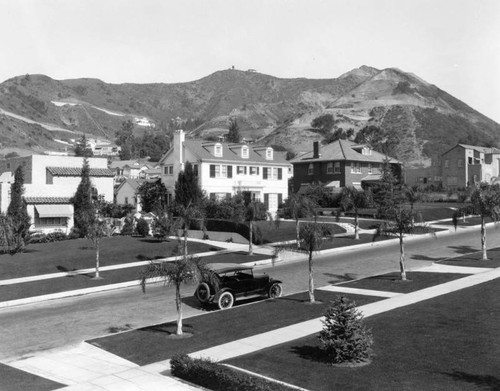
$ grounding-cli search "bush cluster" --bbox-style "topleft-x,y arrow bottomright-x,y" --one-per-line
29,231 -> 70,244
170,354 -> 295,391
135,218 -> 150,237
202,219 -> 263,244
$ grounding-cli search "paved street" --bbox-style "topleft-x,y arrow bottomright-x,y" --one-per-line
0,224 -> 498,363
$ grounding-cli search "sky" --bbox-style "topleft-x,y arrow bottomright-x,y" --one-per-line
2,0 -> 500,123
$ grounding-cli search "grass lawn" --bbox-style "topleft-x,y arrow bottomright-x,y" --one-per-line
439,247 -> 500,268
0,252 -> 269,302
226,278 -> 500,391
88,290 -> 383,366
0,363 -> 63,391
0,236 -> 219,280
340,271 -> 470,293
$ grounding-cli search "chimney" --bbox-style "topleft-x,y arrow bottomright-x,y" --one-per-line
173,129 -> 185,171
313,141 -> 319,159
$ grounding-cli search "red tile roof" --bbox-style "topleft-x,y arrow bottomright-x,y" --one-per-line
47,167 -> 114,177
25,197 -> 72,204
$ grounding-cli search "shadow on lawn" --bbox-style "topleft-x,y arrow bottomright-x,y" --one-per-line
290,344 -> 327,364
440,371 -> 500,390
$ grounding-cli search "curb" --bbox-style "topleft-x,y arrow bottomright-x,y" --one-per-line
0,221 -> 490,310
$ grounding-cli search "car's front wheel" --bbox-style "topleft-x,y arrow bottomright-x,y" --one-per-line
195,282 -> 211,304
268,283 -> 282,298
217,291 -> 234,309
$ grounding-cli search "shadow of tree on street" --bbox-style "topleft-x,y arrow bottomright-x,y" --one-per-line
447,245 -> 479,255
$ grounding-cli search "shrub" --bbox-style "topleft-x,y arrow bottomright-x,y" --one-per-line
318,296 -> 373,364
29,231 -> 69,244
120,216 -> 134,236
202,219 -> 263,244
170,354 -> 295,391
136,218 -> 150,237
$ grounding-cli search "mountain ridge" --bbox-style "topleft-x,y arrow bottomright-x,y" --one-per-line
0,66 -> 498,165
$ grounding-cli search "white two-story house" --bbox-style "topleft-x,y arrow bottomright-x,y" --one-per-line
159,130 -> 291,215
0,155 -> 114,234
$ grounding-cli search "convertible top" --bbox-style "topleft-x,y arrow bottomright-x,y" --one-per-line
206,263 -> 253,274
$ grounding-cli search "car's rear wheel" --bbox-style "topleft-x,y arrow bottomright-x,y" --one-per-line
195,282 -> 211,304
268,283 -> 282,298
217,291 -> 234,309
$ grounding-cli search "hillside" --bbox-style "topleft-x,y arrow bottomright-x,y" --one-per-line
0,67 -> 498,165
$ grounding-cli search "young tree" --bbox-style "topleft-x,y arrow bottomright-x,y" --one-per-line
140,255 -> 209,335
174,162 -> 204,207
300,222 -> 331,303
240,192 -> 267,255
340,187 -> 372,239
281,194 -> 318,248
74,134 -> 94,157
453,184 -> 500,261
6,166 -> 31,251
86,217 -> 112,279
72,159 -> 96,237
375,206 -> 434,280
227,118 -> 241,143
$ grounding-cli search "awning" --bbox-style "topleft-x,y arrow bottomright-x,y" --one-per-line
35,204 -> 73,218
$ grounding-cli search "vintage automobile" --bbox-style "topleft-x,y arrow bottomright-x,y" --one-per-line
194,263 -> 283,309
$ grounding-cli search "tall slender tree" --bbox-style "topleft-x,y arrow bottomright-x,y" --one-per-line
174,162 -> 204,207
6,166 -> 31,251
227,118 -> 241,143
72,159 -> 96,237
74,134 -> 94,157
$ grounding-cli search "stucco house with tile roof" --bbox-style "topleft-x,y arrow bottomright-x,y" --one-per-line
0,155 -> 114,234
159,130 -> 292,214
290,140 -> 401,193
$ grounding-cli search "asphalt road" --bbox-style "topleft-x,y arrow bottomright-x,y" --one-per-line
1,225 -> 498,362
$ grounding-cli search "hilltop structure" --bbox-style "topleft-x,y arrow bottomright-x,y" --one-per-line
159,130 -> 291,215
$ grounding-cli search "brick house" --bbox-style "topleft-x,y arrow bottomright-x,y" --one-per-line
159,130 -> 292,215
405,144 -> 500,188
290,140 -> 400,193
0,155 -> 114,234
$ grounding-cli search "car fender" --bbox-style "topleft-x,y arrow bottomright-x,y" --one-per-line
269,279 -> 282,285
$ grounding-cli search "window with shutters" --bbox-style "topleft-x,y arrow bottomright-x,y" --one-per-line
237,166 -> 247,175
209,164 -> 231,178
250,166 -> 259,175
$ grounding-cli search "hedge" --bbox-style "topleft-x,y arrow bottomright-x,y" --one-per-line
170,354 -> 296,391
189,219 -> 264,245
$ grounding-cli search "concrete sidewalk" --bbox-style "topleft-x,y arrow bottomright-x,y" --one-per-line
6,262 -> 499,390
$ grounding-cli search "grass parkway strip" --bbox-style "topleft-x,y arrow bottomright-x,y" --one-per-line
225,277 -> 500,391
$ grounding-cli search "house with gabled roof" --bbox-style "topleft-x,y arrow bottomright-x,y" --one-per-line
115,178 -> 145,211
290,140 -> 400,193
0,155 -> 114,234
406,144 -> 500,188
159,130 -> 291,214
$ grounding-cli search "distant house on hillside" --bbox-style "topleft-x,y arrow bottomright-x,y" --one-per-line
290,140 -> 401,193
0,155 -> 114,234
109,159 -> 153,181
406,144 -> 500,188
159,130 -> 292,215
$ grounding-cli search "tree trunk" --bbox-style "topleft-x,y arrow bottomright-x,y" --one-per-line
296,219 -> 300,249
248,220 -> 253,255
183,227 -> 188,260
399,236 -> 407,281
481,216 -> 488,260
354,213 -> 359,240
308,252 -> 315,303
175,283 -> 183,335
95,244 -> 100,278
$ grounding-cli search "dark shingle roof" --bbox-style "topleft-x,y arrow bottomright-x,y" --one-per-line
47,167 -> 115,177
290,139 -> 399,164
183,141 -> 289,165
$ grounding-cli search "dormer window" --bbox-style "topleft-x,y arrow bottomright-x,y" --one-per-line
214,143 -> 223,157
362,147 -> 371,155
242,146 -> 249,158
266,147 -> 273,160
